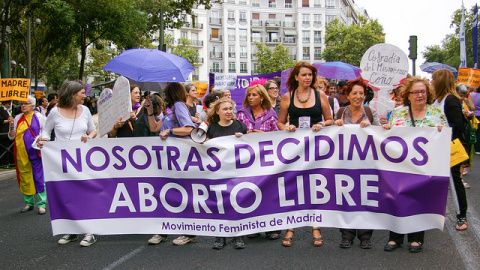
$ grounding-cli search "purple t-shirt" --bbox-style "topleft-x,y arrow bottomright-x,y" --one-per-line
470,92 -> 480,116
160,101 -> 195,138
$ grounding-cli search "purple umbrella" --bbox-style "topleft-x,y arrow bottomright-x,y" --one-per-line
420,62 -> 458,75
313,61 -> 361,80
103,49 -> 194,82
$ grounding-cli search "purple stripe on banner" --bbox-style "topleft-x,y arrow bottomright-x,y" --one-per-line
46,168 -> 448,221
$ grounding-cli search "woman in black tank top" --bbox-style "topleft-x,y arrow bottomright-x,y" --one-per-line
277,62 -> 334,247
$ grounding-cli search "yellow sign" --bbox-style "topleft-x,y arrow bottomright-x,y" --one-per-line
457,68 -> 480,88
0,79 -> 30,102
193,82 -> 209,98
34,91 -> 44,99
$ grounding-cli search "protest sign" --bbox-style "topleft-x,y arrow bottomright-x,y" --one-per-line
360,43 -> 409,119
209,72 -> 281,111
457,68 -> 480,88
98,76 -> 132,137
42,126 -> 451,236
193,82 -> 209,98
34,91 -> 44,99
0,78 -> 30,102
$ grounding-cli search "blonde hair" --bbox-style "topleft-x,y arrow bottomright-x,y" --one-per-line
207,98 -> 237,123
242,84 -> 272,109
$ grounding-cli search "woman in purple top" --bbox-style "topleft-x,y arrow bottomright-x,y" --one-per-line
236,84 -> 278,133
470,86 -> 480,153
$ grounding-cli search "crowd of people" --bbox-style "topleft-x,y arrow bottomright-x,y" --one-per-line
1,61 -> 475,253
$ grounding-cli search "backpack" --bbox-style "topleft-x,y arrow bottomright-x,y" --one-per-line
336,106 -> 374,123
460,115 -> 476,145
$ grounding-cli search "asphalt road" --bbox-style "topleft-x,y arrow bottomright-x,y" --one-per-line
1,161 -> 480,270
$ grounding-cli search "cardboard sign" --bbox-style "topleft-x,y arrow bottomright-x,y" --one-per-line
0,79 -> 30,102
457,68 -> 480,88
193,82 -> 209,98
98,76 -> 132,137
34,91 -> 44,99
214,74 -> 237,90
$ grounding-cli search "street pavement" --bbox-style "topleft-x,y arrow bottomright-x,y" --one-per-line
1,160 -> 480,270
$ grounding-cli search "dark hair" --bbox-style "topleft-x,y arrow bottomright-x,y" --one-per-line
204,90 -> 224,108
399,76 -> 435,106
58,80 -> 85,108
143,94 -> 164,116
163,82 -> 187,108
47,93 -> 58,102
344,78 -> 367,96
286,61 -> 318,92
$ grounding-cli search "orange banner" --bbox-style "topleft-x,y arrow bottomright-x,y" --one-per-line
34,91 -> 44,99
457,68 -> 480,88
193,82 -> 209,98
0,79 -> 30,102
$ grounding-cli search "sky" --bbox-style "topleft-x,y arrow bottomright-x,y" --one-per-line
354,0 -> 477,78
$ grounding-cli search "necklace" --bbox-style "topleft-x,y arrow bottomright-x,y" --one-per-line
296,89 -> 311,103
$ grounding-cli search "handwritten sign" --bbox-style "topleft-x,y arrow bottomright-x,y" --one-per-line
193,82 -> 209,98
98,76 -> 132,137
34,91 -> 44,99
214,74 -> 237,90
0,79 -> 30,102
457,68 -> 480,88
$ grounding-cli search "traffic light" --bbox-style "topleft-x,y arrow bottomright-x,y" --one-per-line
409,35 -> 417,59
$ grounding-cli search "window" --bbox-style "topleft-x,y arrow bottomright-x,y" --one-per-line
314,31 -> 321,43
252,0 -> 260,7
314,47 -> 322,60
211,28 -> 219,39
303,47 -> 310,60
302,0 -> 309,8
240,12 -> 247,22
284,15 -> 295,27
240,62 -> 248,73
302,31 -> 310,42
212,11 -> 219,18
313,14 -> 322,25
326,0 -> 335,8
252,13 -> 260,19
285,0 -> 292,8
228,11 -> 235,22
229,45 -> 235,58
181,31 -> 187,39
212,62 -> 220,73
302,14 -> 310,25
269,32 -> 279,42
229,62 -> 236,73
252,31 -> 261,42
326,15 -> 336,24
240,46 -> 247,58
269,0 -> 276,8
314,0 -> 321,7
239,29 -> 247,41
284,35 -> 295,43
269,14 -> 276,19
228,28 -> 235,41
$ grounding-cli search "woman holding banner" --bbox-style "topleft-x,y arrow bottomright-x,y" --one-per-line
382,76 -> 447,253
430,69 -> 468,232
277,61 -> 333,247
38,80 -> 97,247
108,84 -> 142,138
7,95 -> 46,215
334,78 -> 379,249
206,97 -> 247,249
237,84 -> 278,133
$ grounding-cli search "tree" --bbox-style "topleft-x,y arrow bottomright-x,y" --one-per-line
423,7 -> 476,68
322,16 -> 385,67
254,42 -> 296,74
85,41 -> 119,83
165,34 -> 200,68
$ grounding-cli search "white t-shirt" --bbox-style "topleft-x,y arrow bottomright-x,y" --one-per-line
42,105 -> 96,141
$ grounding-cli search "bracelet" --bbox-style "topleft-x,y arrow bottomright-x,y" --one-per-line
148,113 -> 154,116
169,129 -> 173,135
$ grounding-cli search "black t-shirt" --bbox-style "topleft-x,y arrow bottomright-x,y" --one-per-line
207,120 -> 247,139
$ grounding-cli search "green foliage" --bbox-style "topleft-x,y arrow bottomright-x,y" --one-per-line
423,6 -> 477,68
322,16 -> 385,67
85,41 -> 119,83
254,42 -> 296,74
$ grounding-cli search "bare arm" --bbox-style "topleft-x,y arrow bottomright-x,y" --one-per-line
277,93 -> 291,130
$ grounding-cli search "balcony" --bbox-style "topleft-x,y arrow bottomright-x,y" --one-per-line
194,57 -> 204,64
228,52 -> 236,58
314,54 -> 322,60
283,37 -> 296,44
303,54 -> 311,60
251,19 -> 263,28
240,52 -> 247,58
251,37 -> 263,43
188,39 -> 204,47
239,0 -> 247,4
265,20 -> 281,29
192,75 -> 199,81
314,38 -> 322,44
251,53 -> 257,60
283,21 -> 295,28
228,35 -> 236,41
210,68 -> 223,73
239,18 -> 247,23
289,54 -> 297,60
181,22 -> 204,30
266,37 -> 281,43
239,36 -> 248,42
209,18 -> 222,25
210,52 -> 223,59
210,35 -> 223,42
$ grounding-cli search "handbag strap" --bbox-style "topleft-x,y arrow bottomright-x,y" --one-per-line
408,105 -> 416,127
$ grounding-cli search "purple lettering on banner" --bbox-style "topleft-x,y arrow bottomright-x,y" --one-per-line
206,147 -> 221,171
112,146 -> 126,170
86,147 -> 110,171
259,141 -> 274,167
381,136 -> 408,163
277,138 -> 300,164
314,135 -> 334,160
348,135 -> 378,160
235,144 -> 255,169
129,146 -> 152,170
184,147 -> 205,171
46,168 -> 449,222
61,148 -> 82,173
304,136 -> 310,162
166,146 -> 181,171
339,134 -> 344,160
151,146 -> 164,169
411,137 -> 429,166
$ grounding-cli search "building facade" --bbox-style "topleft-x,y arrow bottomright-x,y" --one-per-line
159,0 -> 367,82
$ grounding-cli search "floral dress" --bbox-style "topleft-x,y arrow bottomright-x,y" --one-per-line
389,105 -> 448,127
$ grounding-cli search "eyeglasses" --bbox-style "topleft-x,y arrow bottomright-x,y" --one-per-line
20,103 -> 32,106
410,90 -> 427,96
268,87 -> 279,90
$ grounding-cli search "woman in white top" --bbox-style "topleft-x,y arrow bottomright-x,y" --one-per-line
38,80 -> 97,247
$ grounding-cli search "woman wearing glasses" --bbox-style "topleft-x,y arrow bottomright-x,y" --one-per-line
8,95 -> 46,215
264,80 -> 281,116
